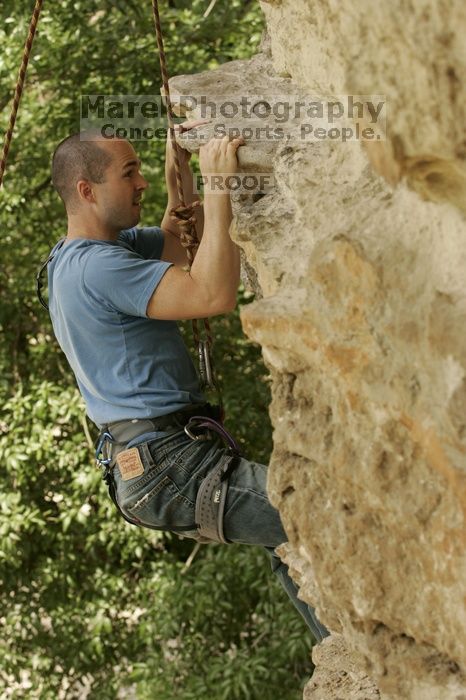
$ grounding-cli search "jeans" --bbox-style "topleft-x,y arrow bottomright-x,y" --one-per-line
113,425 -> 330,643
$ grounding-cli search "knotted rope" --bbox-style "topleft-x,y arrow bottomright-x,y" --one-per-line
151,0 -> 214,353
0,0 -> 44,188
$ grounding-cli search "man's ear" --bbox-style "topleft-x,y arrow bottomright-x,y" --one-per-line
76,179 -> 96,204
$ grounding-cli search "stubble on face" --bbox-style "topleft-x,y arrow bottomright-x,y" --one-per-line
94,139 -> 145,233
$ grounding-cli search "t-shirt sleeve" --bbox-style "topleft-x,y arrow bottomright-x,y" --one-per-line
118,226 -> 166,260
82,245 -> 173,317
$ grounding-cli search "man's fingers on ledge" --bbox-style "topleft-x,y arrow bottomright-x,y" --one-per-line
178,119 -> 211,130
228,137 -> 245,148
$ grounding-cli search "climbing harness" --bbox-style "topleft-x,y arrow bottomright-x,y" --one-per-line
184,414 -> 241,543
194,447 -> 238,544
95,406 -> 242,543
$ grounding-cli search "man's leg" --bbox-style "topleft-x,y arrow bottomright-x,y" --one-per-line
222,454 -> 330,642
267,547 -> 330,642
115,427 -> 330,640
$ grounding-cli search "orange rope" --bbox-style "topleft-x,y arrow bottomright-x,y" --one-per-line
0,0 -> 44,188
151,0 -> 200,269
151,0 -> 214,354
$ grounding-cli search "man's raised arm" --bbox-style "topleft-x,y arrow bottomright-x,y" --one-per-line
146,134 -> 243,321
160,121 -> 206,264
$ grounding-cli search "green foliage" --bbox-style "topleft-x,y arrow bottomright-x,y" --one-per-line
0,2 -> 314,698
0,383 -> 312,699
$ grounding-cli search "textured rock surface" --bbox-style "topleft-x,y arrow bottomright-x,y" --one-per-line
261,0 -> 466,212
170,1 -> 466,697
304,635 -> 380,700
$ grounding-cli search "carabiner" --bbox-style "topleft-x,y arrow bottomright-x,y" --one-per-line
184,418 -> 211,442
95,430 -> 114,467
198,339 -> 219,391
197,340 -> 224,420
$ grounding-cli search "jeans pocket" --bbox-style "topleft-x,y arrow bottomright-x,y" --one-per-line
123,472 -> 198,532
156,433 -> 201,472
115,432 -> 223,533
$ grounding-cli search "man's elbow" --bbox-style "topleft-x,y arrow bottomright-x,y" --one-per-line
224,295 -> 237,313
211,293 -> 237,315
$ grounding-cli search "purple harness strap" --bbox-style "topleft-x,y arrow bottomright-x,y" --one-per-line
184,415 -> 242,454
184,415 -> 242,544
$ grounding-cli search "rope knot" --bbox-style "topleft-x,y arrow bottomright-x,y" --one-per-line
169,201 -> 203,267
170,200 -> 202,224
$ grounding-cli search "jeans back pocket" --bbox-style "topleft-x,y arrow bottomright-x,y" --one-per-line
115,438 -> 198,532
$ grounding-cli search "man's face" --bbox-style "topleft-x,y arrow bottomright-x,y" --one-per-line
91,139 -> 148,232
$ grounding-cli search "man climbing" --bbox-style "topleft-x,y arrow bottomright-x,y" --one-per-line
46,123 -> 330,643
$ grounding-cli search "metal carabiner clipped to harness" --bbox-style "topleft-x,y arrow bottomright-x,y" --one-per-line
198,339 -> 214,390
197,339 -> 224,422
95,431 -> 114,467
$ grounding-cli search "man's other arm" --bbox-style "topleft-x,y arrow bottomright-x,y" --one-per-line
160,121 -> 205,268
147,135 -> 242,320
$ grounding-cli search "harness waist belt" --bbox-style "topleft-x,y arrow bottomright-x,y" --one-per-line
103,403 -> 220,447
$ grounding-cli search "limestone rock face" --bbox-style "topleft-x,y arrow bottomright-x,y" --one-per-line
261,0 -> 466,212
170,1 -> 466,697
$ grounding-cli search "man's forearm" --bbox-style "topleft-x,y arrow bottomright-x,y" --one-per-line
189,192 -> 240,309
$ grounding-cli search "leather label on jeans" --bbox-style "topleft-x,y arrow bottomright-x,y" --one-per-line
116,448 -> 144,481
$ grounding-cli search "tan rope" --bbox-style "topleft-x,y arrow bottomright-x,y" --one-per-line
0,0 -> 45,188
151,0 -> 214,353
151,0 -> 200,271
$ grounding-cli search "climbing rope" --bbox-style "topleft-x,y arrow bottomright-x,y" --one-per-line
151,0 -> 220,402
0,0 -> 44,188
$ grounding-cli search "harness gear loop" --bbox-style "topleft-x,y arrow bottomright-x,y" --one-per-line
0,0 -> 44,188
151,0 -> 222,409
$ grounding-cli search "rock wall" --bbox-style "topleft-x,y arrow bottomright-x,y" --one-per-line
171,1 -> 466,697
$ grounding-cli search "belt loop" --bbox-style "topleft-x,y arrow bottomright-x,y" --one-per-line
137,440 -> 153,466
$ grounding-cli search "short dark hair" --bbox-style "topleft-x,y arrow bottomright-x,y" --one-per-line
51,131 -> 114,211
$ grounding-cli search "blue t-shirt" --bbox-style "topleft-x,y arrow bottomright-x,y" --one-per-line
47,227 -> 206,427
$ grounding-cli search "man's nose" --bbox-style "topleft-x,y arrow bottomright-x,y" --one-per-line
137,173 -> 148,190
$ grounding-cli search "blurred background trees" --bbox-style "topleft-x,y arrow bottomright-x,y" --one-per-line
0,2 -> 314,697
